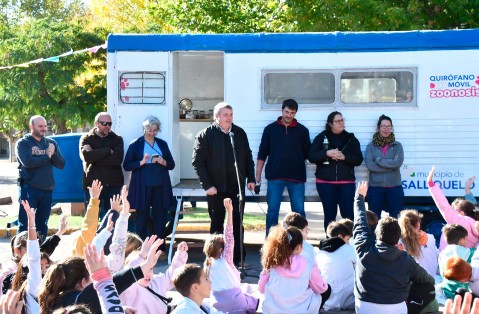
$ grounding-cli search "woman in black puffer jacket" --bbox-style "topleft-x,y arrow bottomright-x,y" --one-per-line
308,111 -> 363,231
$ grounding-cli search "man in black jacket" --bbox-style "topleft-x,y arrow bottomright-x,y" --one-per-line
79,112 -> 124,219
192,102 -> 255,266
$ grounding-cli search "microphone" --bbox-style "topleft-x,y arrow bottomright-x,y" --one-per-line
229,131 -> 235,146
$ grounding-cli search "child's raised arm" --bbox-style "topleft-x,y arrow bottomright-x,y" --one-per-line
465,176 -> 477,203
73,180 -> 103,256
108,186 -> 131,272
22,200 -> 42,298
224,198 -> 233,226
84,244 -> 125,313
222,198 -> 235,264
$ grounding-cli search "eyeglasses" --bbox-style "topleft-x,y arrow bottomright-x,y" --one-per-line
98,121 -> 112,127
380,125 -> 392,130
333,118 -> 345,124
146,128 -> 159,133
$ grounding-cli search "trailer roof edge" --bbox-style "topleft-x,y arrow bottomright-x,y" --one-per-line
106,30 -> 479,53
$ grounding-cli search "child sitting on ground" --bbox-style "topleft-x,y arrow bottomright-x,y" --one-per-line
442,256 -> 474,299
203,198 -> 259,313
172,263 -> 222,314
120,237 -> 189,314
398,209 -> 439,277
439,224 -> 476,277
317,220 -> 356,311
282,212 -> 316,264
259,225 -> 331,314
428,167 -> 479,251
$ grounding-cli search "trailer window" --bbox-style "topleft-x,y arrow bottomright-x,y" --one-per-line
263,72 -> 335,106
340,71 -> 414,104
119,72 -> 166,105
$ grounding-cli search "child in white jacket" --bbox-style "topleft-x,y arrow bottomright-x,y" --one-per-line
203,198 -> 259,313
316,220 -> 356,311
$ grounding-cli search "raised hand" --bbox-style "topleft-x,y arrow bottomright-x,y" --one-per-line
106,213 -> 115,232
84,243 -> 107,275
177,241 -> 188,252
0,289 -> 24,314
140,239 -> 163,275
444,292 -> 479,314
427,166 -> 435,184
56,214 -> 68,236
21,200 -> 35,226
224,198 -> 233,213
110,194 -> 121,213
465,176 -> 476,194
121,185 -> 130,215
88,179 -> 103,199
139,235 -> 158,259
356,181 -> 368,197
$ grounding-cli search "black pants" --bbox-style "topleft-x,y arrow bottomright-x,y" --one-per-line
207,187 -> 245,265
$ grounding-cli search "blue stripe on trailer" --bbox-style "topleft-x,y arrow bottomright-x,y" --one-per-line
107,29 -> 479,53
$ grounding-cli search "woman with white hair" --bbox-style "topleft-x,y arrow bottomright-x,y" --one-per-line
123,116 -> 175,253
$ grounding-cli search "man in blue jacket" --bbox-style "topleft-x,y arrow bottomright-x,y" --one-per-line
16,115 -> 65,240
255,99 -> 311,235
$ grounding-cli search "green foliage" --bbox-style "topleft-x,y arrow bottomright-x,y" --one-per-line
0,18 -> 106,135
282,0 -> 479,32
149,0 -> 290,33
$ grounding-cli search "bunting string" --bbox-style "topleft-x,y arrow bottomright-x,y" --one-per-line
0,42 -> 107,70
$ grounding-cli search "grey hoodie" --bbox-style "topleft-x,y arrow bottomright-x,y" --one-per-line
365,140 -> 404,187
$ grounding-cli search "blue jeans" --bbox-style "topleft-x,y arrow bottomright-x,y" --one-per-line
367,185 -> 404,218
316,182 -> 355,231
84,185 -> 122,220
266,180 -> 306,235
18,183 -> 52,241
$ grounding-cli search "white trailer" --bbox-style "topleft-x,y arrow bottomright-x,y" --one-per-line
106,30 -> 479,204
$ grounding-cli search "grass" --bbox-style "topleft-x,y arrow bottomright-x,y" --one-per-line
0,207 -> 267,232
182,207 -> 266,231
0,214 -> 84,230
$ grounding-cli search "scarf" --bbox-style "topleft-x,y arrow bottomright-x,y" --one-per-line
372,132 -> 395,147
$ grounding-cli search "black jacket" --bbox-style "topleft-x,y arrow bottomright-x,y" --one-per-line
192,123 -> 255,192
353,195 -> 434,304
79,129 -> 124,189
308,130 -> 363,181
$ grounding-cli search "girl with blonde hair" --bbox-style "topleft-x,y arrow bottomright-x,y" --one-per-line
398,209 -> 439,276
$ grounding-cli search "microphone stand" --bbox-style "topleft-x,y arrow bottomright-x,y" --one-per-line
229,132 -> 253,279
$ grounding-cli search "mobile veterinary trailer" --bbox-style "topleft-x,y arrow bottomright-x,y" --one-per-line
107,30 -> 479,204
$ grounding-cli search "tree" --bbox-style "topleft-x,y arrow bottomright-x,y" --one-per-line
282,0 -> 479,32
0,18 -> 106,137
87,0 -> 155,33
148,0 -> 289,33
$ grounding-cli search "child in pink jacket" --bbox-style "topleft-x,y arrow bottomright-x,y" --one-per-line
258,225 -> 331,314
119,238 -> 188,314
427,166 -> 479,250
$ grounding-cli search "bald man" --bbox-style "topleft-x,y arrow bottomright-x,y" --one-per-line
16,115 -> 65,240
